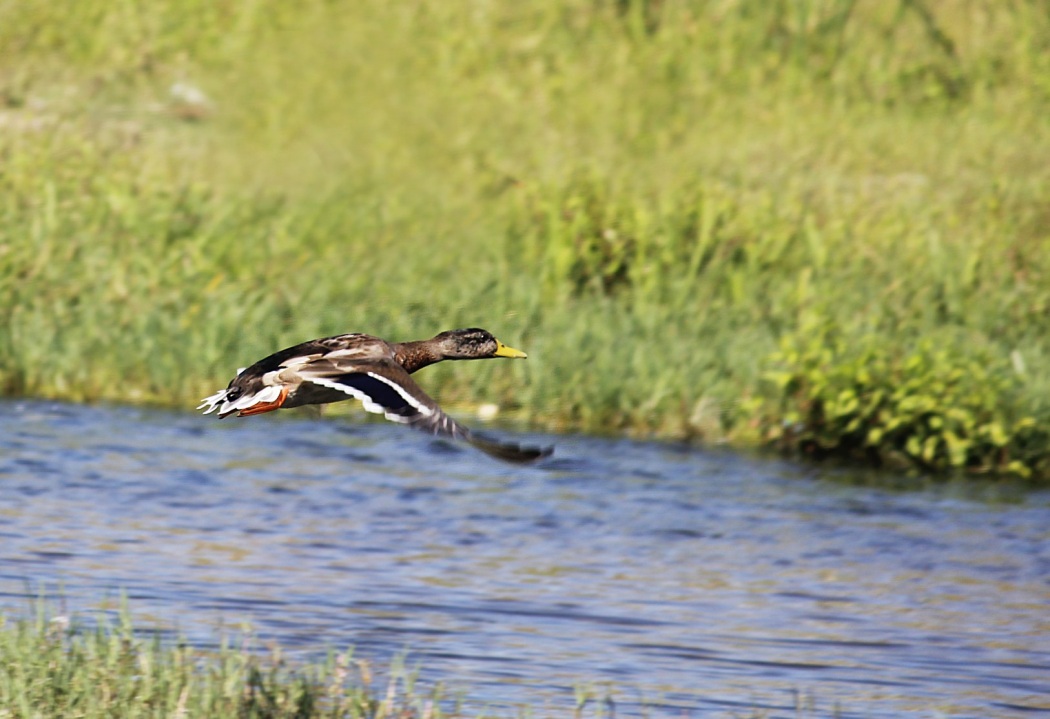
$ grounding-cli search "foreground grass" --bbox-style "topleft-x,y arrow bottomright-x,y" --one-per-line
1,1 -> 1049,479
0,608 -> 451,719
0,607 -> 659,719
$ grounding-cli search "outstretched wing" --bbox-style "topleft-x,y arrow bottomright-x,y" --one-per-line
300,360 -> 551,463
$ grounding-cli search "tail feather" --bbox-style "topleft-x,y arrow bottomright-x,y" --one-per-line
197,389 -> 229,415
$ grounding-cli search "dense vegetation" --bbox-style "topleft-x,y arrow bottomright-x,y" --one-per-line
1,0 -> 1048,479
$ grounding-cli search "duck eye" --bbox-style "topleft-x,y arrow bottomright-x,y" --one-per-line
226,387 -> 242,401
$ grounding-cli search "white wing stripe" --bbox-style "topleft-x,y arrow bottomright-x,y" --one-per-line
304,375 -> 423,424
306,376 -> 391,417
363,372 -> 434,416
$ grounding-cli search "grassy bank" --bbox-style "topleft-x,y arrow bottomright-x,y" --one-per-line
1,0 -> 1048,479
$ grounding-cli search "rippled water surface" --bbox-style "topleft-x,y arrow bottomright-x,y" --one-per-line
1,400 -> 1048,717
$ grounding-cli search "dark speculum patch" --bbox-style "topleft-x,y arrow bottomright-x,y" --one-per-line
335,373 -> 418,418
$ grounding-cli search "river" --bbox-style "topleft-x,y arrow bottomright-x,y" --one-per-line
1,400 -> 1047,717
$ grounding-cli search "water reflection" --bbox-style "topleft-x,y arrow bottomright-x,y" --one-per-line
1,400 -> 1048,717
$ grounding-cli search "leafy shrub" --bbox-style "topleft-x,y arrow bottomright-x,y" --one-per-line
758,323 -> 1049,478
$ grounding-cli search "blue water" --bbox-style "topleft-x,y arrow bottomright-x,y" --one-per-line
1,400 -> 1048,717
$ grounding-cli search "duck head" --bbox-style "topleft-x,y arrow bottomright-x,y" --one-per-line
434,328 -> 528,360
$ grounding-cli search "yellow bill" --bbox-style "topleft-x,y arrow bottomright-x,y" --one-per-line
493,340 -> 528,359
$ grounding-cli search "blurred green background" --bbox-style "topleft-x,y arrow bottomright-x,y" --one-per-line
1,0 -> 1048,477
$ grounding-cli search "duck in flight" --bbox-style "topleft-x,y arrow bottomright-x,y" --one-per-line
198,328 -> 552,463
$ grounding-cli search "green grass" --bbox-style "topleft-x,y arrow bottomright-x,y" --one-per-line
1,0 -> 1049,478
0,606 -> 452,718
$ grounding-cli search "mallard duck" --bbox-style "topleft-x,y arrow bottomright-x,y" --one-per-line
198,328 -> 552,463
